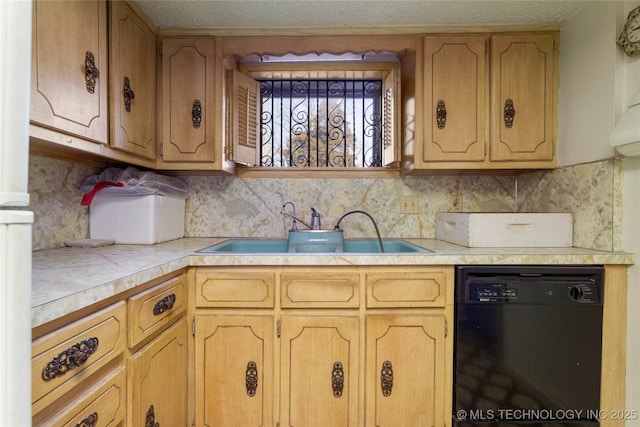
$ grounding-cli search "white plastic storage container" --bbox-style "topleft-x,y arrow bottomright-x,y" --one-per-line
435,212 -> 573,247
89,195 -> 185,244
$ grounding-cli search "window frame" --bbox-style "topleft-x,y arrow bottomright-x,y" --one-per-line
228,60 -> 401,176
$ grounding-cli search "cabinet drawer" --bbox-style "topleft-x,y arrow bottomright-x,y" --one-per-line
366,270 -> 447,308
33,365 -> 126,427
196,268 -> 275,308
281,272 -> 360,308
128,274 -> 187,347
32,302 -> 126,414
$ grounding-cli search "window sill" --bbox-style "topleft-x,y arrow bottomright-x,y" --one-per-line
235,166 -> 401,179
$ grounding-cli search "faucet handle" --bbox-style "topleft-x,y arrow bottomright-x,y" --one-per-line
310,208 -> 321,230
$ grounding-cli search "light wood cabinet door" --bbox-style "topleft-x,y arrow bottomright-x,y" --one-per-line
160,38 -> 216,164
127,319 -> 188,427
195,315 -> 274,427
490,33 -> 555,164
109,1 -> 156,160
280,315 -> 359,427
421,35 -> 486,163
366,315 -> 446,427
30,0 -> 108,144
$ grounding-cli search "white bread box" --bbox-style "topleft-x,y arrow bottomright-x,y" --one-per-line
89,194 -> 185,244
435,212 -> 573,247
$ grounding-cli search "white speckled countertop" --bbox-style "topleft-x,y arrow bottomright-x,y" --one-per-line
32,237 -> 634,328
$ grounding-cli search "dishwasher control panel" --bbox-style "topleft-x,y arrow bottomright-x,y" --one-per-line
470,283 -> 518,302
464,279 -> 601,304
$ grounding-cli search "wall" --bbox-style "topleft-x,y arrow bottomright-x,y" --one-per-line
30,155 -> 620,252
28,156 -> 100,250
559,1 -> 640,422
557,1 -> 618,166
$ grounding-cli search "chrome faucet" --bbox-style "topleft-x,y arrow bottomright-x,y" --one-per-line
281,203 -> 322,231
282,202 -> 299,230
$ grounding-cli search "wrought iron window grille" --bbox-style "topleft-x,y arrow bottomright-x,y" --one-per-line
258,79 -> 384,168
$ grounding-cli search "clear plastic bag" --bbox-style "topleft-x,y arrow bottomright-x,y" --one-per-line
80,167 -> 194,205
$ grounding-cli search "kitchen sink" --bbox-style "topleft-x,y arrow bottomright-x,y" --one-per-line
197,238 -> 432,254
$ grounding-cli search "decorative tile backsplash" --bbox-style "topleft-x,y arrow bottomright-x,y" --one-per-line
29,155 -> 621,252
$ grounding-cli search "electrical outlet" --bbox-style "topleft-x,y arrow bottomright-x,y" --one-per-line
400,195 -> 419,214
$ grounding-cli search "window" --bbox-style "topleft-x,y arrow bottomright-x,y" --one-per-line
259,79 -> 384,167
230,60 -> 400,170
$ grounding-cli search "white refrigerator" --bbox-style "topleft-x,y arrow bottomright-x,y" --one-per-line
0,1 -> 33,425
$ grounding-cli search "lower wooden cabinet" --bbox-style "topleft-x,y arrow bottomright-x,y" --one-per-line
32,365 -> 126,427
193,265 -> 453,427
194,314 -> 274,427
32,272 -> 188,427
31,302 -> 127,415
127,318 -> 188,427
366,315 -> 447,427
30,264 -> 628,427
280,315 -> 360,427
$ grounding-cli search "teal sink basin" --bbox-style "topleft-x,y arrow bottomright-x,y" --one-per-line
197,238 -> 432,254
199,239 -> 288,253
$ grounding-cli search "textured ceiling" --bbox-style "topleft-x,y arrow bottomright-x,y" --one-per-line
135,0 -> 590,29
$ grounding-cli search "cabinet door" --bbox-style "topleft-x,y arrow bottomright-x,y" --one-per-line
366,315 -> 446,427
160,38 -> 216,163
280,315 -> 359,427
490,33 -> 555,163
110,1 -> 156,160
30,0 -> 108,144
195,315 -> 274,427
422,35 -> 486,163
127,319 -> 188,427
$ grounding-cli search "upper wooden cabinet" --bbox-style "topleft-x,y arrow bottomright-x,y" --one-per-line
160,38 -> 215,164
109,1 -> 157,160
420,35 -> 487,164
158,38 -> 233,171
490,33 -> 556,164
30,0 -> 108,145
407,32 -> 558,172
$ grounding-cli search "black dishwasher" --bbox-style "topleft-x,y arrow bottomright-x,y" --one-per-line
454,265 -> 604,427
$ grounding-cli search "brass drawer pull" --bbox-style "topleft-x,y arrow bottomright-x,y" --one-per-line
436,99 -> 447,129
123,76 -> 135,112
504,98 -> 516,128
192,99 -> 202,129
146,405 -> 159,427
152,294 -> 176,316
42,337 -> 99,381
75,412 -> 98,427
84,51 -> 99,94
332,361 -> 344,398
380,360 -> 393,397
246,361 -> 258,396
